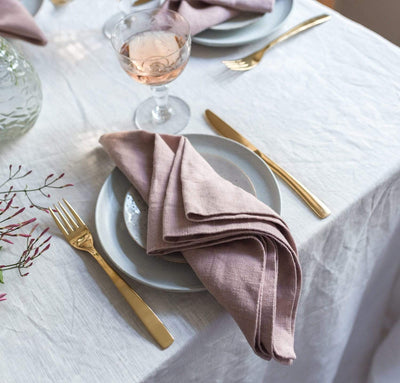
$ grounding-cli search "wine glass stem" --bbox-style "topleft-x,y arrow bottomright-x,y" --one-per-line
151,85 -> 171,123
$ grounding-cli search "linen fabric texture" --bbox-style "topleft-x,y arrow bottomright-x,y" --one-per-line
100,130 -> 301,364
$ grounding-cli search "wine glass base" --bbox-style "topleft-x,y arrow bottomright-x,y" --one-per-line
103,12 -> 124,39
134,96 -> 190,135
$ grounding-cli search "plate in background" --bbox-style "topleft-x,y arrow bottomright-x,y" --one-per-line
193,0 -> 293,47
21,0 -> 43,16
210,12 -> 263,31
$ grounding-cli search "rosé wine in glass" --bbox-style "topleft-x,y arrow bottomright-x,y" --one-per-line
120,31 -> 189,86
111,9 -> 191,134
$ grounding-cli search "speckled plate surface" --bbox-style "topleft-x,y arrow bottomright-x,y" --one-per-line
95,134 -> 281,292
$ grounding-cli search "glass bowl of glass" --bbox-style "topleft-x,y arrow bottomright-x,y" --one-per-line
111,9 -> 191,134
103,0 -> 161,39
0,37 -> 42,140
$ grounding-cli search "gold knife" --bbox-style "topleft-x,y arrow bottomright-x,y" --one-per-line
132,0 -> 153,5
205,110 -> 331,219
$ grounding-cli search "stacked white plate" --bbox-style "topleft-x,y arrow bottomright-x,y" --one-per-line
193,0 -> 294,47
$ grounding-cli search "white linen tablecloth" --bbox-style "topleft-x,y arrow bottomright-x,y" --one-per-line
1,0 -> 400,382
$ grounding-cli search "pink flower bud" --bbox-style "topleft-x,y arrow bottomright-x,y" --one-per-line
38,227 -> 49,239
5,223 -> 18,228
22,218 -> 36,227
40,244 -> 51,254
4,198 -> 13,212
24,170 -> 32,176
10,208 -> 25,219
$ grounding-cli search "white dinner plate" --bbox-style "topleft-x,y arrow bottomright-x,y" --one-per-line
210,12 -> 263,32
21,0 -> 43,16
193,0 -> 293,47
95,134 -> 281,292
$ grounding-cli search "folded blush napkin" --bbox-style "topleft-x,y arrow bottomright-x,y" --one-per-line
0,0 -> 47,45
163,0 -> 275,35
100,130 -> 301,364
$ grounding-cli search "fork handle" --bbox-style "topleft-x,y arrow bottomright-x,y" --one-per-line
261,14 -> 331,54
89,249 -> 174,349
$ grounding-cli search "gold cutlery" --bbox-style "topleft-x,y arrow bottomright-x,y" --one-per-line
49,199 -> 174,349
205,110 -> 331,219
133,0 -> 154,5
223,14 -> 331,71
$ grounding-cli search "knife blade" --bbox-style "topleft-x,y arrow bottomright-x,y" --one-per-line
205,109 -> 331,219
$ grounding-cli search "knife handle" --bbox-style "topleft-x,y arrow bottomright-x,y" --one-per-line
254,149 -> 331,219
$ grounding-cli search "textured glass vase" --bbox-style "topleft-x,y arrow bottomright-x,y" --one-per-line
0,37 -> 42,140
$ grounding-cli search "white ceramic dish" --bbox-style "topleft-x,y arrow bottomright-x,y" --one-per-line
95,134 -> 281,292
21,0 -> 43,16
210,12 -> 263,32
193,0 -> 293,47
123,149 -> 257,257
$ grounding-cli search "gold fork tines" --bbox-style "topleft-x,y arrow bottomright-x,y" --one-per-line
49,199 -> 174,349
223,14 -> 331,72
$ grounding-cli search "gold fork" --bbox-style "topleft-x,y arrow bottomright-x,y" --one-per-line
49,199 -> 174,349
223,14 -> 331,71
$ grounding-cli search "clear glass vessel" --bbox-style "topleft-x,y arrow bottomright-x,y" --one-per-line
111,9 -> 191,134
103,0 -> 161,39
0,37 -> 42,140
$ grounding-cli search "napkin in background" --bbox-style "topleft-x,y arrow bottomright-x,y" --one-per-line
0,0 -> 47,45
163,0 -> 275,35
100,131 -> 301,364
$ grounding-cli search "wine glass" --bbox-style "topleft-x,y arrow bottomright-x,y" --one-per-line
103,0 -> 161,39
111,9 -> 191,134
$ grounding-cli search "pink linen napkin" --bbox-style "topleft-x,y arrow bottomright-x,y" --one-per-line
0,0 -> 47,45
100,130 -> 301,364
163,0 -> 275,35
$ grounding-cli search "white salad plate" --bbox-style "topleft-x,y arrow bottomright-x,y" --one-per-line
210,12 -> 263,32
193,0 -> 293,47
123,145 -> 257,260
21,0 -> 43,16
95,134 -> 281,293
